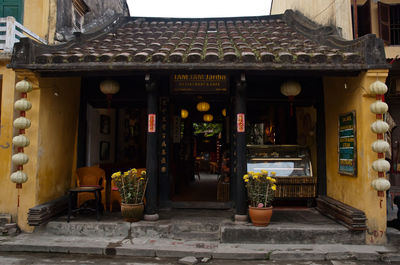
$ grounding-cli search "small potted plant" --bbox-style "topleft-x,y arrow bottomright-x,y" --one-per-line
243,170 -> 277,226
111,168 -> 147,222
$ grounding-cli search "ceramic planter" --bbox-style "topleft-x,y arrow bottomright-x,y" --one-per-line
248,206 -> 273,227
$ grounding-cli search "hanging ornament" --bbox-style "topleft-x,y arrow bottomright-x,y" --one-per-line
280,81 -> 301,116
13,117 -> 31,130
14,99 -> 32,111
12,153 -> 29,166
15,80 -> 33,93
181,109 -> 189,119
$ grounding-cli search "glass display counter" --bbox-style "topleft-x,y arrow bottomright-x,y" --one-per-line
247,145 -> 316,201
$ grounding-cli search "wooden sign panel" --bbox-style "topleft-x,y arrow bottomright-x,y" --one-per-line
237,113 -> 245,133
171,74 -> 228,93
148,114 -> 156,133
338,111 -> 357,176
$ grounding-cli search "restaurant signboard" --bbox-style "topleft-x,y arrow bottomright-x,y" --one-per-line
171,74 -> 228,93
338,111 -> 357,176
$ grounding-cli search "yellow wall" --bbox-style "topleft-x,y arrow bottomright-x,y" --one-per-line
0,64 -> 17,222
36,77 -> 81,204
23,0 -> 57,44
324,69 -> 389,244
271,0 -> 353,40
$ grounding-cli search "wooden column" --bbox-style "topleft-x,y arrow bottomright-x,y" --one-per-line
144,74 -> 159,221
234,74 -> 247,221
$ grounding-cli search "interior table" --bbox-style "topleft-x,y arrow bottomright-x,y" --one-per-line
67,186 -> 102,222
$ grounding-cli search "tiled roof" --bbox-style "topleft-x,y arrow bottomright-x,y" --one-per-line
10,10 -> 388,72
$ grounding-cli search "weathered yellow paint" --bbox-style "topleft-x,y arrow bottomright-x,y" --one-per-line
0,63 -> 18,222
35,77 -> 81,205
23,0 -> 51,41
271,0 -> 353,40
324,69 -> 389,244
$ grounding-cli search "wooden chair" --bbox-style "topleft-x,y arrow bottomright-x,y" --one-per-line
109,168 -> 146,212
76,167 -> 106,210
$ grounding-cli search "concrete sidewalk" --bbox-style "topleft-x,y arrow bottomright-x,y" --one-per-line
0,232 -> 399,262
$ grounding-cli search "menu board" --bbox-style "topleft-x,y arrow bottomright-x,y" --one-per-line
338,111 -> 357,176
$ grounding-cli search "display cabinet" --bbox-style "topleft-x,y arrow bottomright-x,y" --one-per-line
247,145 -> 316,202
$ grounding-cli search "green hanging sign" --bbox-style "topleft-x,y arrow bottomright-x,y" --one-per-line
338,111 -> 357,176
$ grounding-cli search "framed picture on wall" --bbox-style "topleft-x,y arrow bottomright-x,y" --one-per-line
100,114 -> 110,135
99,141 -> 110,161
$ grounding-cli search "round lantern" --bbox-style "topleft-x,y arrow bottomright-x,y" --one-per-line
222,108 -> 226,117
14,99 -> 32,111
13,135 -> 30,147
371,140 -> 390,153
369,80 -> 388,95
15,80 -> 33,93
280,81 -> 301,97
99,79 -> 120,95
203,114 -> 213,122
370,101 -> 388,114
372,159 -> 390,172
12,153 -> 29,165
10,170 -> 27,184
196,102 -> 210,112
13,117 -> 31,129
181,109 -> 189,119
370,120 -> 389,134
371,178 -> 391,191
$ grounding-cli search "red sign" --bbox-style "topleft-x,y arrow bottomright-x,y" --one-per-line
148,114 -> 156,133
237,113 -> 245,132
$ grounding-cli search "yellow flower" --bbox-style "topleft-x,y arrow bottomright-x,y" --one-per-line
243,174 -> 249,180
266,176 -> 272,181
244,179 -> 249,182
261,170 -> 268,174
132,168 -> 137,173
270,178 -> 277,183
271,172 -> 276,176
248,171 -> 255,175
141,170 -> 147,175
139,177 -> 144,181
271,184 -> 277,191
111,171 -> 121,179
124,171 -> 129,176
253,175 -> 258,179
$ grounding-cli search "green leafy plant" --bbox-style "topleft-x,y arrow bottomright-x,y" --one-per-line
244,171 -> 277,208
111,169 -> 147,204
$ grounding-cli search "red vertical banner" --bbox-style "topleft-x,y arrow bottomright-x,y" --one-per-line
148,114 -> 156,133
237,113 -> 245,133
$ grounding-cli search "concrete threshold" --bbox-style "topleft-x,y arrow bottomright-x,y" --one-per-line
0,234 -> 399,262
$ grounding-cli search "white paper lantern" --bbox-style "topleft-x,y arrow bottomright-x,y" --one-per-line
10,170 -> 27,184
371,178 -> 391,191
12,153 -> 29,165
370,101 -> 388,114
14,99 -> 32,111
372,159 -> 390,172
369,80 -> 388,95
280,81 -> 301,97
99,79 -> 120,95
13,117 -> 31,129
371,140 -> 390,153
370,120 -> 389,134
15,80 -> 33,93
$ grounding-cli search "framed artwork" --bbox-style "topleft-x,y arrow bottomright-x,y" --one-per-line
100,141 -> 110,161
100,114 -> 110,134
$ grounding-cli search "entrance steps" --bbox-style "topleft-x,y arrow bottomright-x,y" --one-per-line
36,208 -> 365,244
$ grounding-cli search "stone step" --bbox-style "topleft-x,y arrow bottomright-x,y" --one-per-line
171,231 -> 220,241
220,224 -> 365,244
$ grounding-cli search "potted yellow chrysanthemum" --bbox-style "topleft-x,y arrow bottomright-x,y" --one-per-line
111,168 -> 147,222
243,170 -> 277,226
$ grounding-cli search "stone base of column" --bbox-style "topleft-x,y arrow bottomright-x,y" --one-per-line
234,214 -> 248,223
144,213 -> 159,221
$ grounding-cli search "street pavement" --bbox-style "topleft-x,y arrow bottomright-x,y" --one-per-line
0,252 -> 397,265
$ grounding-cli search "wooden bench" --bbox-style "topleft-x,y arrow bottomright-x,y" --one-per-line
316,195 -> 367,231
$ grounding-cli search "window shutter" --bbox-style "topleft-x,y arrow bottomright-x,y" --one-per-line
378,2 -> 391,44
0,0 -> 23,23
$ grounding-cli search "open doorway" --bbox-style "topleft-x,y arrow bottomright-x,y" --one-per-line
170,100 -> 230,207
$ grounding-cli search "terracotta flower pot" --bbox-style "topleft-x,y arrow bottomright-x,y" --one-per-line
121,202 -> 144,222
248,206 -> 273,226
